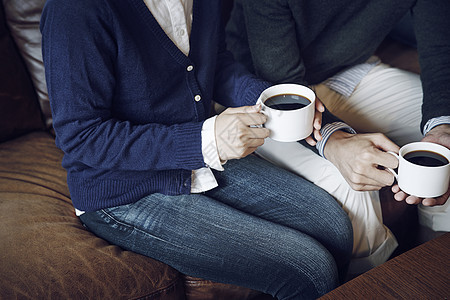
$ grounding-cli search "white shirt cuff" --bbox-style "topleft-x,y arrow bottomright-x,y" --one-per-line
201,115 -> 224,171
190,116 -> 222,194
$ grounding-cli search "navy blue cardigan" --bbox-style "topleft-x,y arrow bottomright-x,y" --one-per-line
40,0 -> 270,212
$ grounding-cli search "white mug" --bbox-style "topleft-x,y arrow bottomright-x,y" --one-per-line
388,142 -> 450,198
257,84 -> 315,142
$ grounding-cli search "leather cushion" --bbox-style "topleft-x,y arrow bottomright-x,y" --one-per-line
0,1 -> 44,142
0,132 -> 184,299
183,275 -> 271,300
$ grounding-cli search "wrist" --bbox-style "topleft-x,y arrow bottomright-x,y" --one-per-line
426,124 -> 450,135
423,117 -> 450,135
422,124 -> 450,149
323,130 -> 354,161
317,122 -> 356,158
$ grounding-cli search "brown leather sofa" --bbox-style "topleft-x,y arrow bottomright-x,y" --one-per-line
0,0 -> 419,299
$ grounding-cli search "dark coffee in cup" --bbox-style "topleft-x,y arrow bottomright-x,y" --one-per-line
404,150 -> 449,167
264,94 -> 310,111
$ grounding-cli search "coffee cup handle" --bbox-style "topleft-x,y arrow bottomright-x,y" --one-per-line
252,100 -> 267,128
386,151 -> 399,180
256,97 -> 264,106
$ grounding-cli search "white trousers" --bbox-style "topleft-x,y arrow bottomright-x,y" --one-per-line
256,63 -> 449,274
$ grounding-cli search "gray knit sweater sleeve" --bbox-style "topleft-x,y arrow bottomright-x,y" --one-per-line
227,0 -> 308,85
412,0 -> 450,130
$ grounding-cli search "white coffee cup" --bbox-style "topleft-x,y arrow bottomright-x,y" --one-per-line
387,142 -> 450,198
257,84 -> 315,142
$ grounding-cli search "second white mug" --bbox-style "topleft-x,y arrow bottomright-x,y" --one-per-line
388,142 -> 450,198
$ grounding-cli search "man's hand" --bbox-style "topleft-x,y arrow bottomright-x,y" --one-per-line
422,124 -> 450,148
324,131 -> 400,191
392,184 -> 450,206
392,124 -> 450,206
215,105 -> 270,161
305,98 -> 325,146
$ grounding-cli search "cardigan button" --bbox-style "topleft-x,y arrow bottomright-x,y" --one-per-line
187,65 -> 194,72
194,95 -> 201,102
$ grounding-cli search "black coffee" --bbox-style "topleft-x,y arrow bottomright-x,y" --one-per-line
404,150 -> 449,167
265,94 -> 310,111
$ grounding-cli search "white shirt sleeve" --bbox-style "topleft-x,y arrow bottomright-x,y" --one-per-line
190,116 -> 224,193
200,116 -> 224,171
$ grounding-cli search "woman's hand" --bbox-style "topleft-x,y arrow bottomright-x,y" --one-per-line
215,105 -> 270,161
305,98 -> 325,146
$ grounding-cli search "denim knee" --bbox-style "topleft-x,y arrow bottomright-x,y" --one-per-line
318,198 -> 353,283
264,240 -> 340,300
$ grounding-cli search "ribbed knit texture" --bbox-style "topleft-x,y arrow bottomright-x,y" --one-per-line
40,0 -> 271,212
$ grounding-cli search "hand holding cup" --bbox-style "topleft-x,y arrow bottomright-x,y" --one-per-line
388,142 -> 450,206
215,105 -> 269,161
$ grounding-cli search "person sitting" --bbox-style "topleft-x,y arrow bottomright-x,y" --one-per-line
40,0 -> 354,299
226,0 -> 450,275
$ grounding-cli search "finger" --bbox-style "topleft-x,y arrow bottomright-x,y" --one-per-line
394,190 -> 408,201
346,170 -> 387,190
371,133 -> 400,153
305,129 -> 322,146
391,184 -> 401,193
238,112 -> 267,126
373,149 -> 399,169
422,188 -> 450,206
376,168 -> 396,186
350,182 -> 385,192
314,128 -> 322,142
436,188 -> 450,205
305,136 -> 317,146
221,105 -> 261,115
315,98 -> 325,112
313,110 -> 322,130
353,164 -> 395,187
422,198 -> 438,206
357,184 -> 384,191
392,181 -> 449,206
247,127 -> 270,139
240,147 -> 260,158
405,195 -> 421,205
245,138 -> 266,148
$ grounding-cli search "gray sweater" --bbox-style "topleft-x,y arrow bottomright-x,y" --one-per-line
226,0 -> 450,130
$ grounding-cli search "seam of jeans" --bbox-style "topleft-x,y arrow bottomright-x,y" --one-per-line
101,208 -> 187,249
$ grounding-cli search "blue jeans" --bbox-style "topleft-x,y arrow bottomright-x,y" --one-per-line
80,155 -> 352,299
